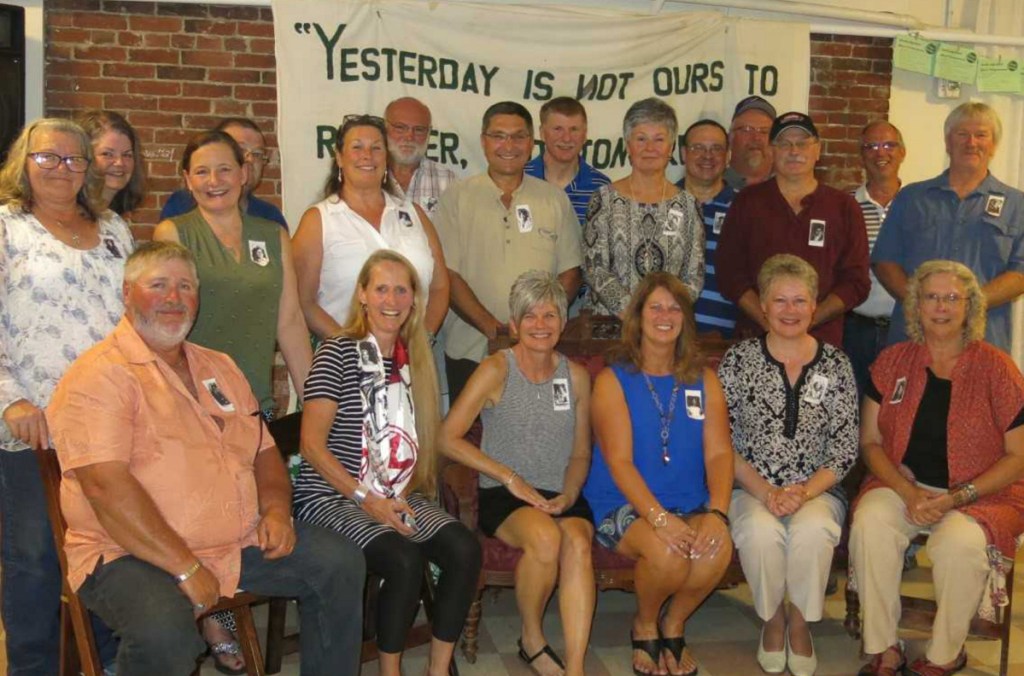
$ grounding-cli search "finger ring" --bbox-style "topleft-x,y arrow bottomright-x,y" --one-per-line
194,603 -> 206,611
710,538 -> 717,545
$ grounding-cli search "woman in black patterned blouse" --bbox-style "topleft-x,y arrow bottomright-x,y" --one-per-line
717,254 -> 858,676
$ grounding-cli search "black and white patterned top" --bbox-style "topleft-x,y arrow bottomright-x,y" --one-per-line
582,184 -> 704,316
718,337 -> 858,496
292,337 -> 455,547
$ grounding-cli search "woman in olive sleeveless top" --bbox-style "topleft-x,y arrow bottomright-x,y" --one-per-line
442,271 -> 594,676
153,130 -> 312,673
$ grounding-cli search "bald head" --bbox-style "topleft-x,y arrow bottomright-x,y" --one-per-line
385,98 -> 432,167
859,119 -> 905,186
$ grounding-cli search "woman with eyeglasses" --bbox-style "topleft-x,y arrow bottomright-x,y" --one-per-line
76,110 -> 146,218
154,129 -> 312,673
292,114 -> 449,342
582,97 -> 704,317
0,117 -> 133,673
718,254 -> 858,676
850,260 -> 1024,676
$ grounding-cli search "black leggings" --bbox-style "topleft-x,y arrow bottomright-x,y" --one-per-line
362,522 -> 482,653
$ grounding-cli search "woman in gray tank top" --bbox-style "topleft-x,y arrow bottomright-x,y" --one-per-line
442,270 -> 594,676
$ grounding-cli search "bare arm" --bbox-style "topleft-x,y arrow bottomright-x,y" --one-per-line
152,219 -> 182,245
860,397 -> 915,500
701,369 -> 733,514
558,361 -> 592,505
448,270 -> 504,340
873,261 -> 908,302
276,231 -> 313,399
291,208 -> 344,340
982,270 -> 1024,309
735,289 -> 769,332
252,444 -> 296,558
811,293 -> 848,328
414,204 -> 450,334
557,267 -> 582,307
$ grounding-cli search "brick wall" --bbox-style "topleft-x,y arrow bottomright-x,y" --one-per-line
44,4 -> 893,231
45,0 -> 279,237
809,33 -> 894,189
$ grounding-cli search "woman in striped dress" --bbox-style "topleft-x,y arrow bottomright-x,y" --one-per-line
293,249 -> 480,676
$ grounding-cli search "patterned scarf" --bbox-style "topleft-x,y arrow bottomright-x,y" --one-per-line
356,334 -> 418,498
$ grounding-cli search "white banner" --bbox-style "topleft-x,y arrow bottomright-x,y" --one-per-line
273,1 -> 810,227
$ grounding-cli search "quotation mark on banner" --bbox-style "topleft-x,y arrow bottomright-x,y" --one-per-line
294,23 -> 312,34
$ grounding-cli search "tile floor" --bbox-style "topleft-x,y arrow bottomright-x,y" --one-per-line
199,548 -> 1024,675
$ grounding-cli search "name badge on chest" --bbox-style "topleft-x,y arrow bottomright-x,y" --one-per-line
203,378 -> 236,412
890,377 -> 907,404
515,205 -> 534,233
808,219 -> 826,247
802,374 -> 829,405
552,377 -> 571,411
248,240 -> 269,266
986,194 -> 1006,218
684,389 -> 704,419
712,211 -> 726,235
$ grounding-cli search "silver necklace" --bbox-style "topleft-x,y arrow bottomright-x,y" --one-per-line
642,372 -> 680,464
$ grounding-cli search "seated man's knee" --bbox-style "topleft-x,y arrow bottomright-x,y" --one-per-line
301,525 -> 366,598
121,607 -> 205,673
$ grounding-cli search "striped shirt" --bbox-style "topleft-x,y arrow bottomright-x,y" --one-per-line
850,183 -> 896,318
391,158 -> 459,218
679,180 -> 738,336
525,155 -> 611,225
292,337 -> 454,547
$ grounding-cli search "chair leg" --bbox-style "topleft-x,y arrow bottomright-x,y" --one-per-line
999,568 -> 1014,676
234,604 -> 265,676
460,590 -> 483,664
844,580 -> 862,639
264,598 -> 289,674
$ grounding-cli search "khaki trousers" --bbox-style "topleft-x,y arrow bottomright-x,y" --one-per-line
729,488 -> 844,622
849,487 -> 989,664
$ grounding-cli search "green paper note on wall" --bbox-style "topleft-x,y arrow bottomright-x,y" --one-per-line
933,43 -> 978,84
977,56 -> 1021,93
893,34 -> 938,75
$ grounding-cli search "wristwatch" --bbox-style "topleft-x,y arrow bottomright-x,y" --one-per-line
353,484 -> 369,506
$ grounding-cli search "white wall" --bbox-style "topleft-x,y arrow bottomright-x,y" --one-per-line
10,0 -> 42,122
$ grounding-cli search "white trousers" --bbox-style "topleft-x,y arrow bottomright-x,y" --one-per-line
729,488 -> 844,622
849,487 -> 989,664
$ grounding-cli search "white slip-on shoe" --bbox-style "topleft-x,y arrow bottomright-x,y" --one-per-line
756,626 -> 786,674
786,630 -> 818,676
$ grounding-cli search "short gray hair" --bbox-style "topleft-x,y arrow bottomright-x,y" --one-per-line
623,97 -> 678,141
860,119 -> 905,147
903,259 -> 985,344
757,254 -> 819,302
508,270 -> 567,327
944,102 -> 1002,145
124,241 -> 198,285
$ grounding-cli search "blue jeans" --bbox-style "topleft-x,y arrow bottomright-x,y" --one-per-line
78,521 -> 366,676
842,312 -> 890,398
0,449 -> 116,675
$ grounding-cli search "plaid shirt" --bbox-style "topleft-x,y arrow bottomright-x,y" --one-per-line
392,158 -> 459,217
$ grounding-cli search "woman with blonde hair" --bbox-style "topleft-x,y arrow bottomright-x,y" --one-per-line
584,272 -> 734,676
293,249 -> 480,676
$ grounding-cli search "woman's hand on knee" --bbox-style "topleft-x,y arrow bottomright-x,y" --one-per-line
653,513 -> 696,558
507,474 -> 556,513
363,494 -> 416,535
689,513 -> 729,560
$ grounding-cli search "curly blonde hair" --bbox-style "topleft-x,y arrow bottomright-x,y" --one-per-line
903,260 -> 986,344
606,272 -> 703,383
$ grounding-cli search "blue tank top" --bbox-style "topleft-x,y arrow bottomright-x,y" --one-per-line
583,363 -> 709,522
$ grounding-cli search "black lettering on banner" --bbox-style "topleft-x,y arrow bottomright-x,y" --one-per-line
418,54 -> 438,88
399,51 -> 417,84
479,65 -> 499,96
744,64 -> 779,95
652,63 -> 723,95
316,125 -> 337,158
312,23 -> 346,80
339,47 -> 359,81
439,59 -> 459,90
380,48 -> 398,80
437,132 -> 460,166
523,69 -> 555,101
462,66 -> 478,94
709,60 -> 724,90
361,48 -> 380,81
576,72 -> 634,100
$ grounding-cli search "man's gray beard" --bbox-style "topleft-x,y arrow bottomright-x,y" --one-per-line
390,144 -> 426,167
132,311 -> 194,352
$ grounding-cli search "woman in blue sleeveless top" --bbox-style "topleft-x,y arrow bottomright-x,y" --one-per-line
584,272 -> 734,676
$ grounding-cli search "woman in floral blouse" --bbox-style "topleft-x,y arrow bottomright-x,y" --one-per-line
718,254 -> 857,676
0,117 -> 133,673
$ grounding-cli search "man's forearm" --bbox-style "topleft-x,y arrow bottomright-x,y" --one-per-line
736,289 -> 768,331
873,261 -> 908,301
812,293 -> 847,327
557,267 -> 582,304
255,445 -> 292,517
448,270 -> 501,338
982,270 -> 1024,308
78,465 -> 196,576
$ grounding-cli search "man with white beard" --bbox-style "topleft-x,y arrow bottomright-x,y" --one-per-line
724,95 -> 776,191
385,97 -> 458,217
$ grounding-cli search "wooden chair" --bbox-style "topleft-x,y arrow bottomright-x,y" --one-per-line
34,447 -> 268,676
844,532 -> 1015,676
264,412 -> 459,676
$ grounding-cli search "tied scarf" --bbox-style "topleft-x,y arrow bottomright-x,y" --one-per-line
356,334 -> 418,498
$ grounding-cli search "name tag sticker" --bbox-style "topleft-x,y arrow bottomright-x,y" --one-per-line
713,211 -> 726,235
515,205 -> 533,233
203,378 -> 236,412
423,196 -> 438,214
808,219 -> 826,247
684,389 -> 704,419
103,237 -> 123,259
986,194 -> 1005,218
248,240 -> 269,266
802,374 -> 829,405
890,377 -> 907,404
397,209 -> 414,228
552,378 -> 571,411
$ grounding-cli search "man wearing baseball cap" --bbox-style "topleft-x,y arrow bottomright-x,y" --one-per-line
725,95 -> 777,190
717,111 -> 870,347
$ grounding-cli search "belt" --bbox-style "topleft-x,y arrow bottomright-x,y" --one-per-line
849,312 -> 891,328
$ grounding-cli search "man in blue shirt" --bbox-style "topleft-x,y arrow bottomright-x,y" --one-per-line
677,118 -> 737,336
160,117 -> 287,228
525,97 -> 610,225
873,102 -> 1024,352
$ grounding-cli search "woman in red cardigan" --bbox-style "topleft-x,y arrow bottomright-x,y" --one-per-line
850,260 -> 1024,676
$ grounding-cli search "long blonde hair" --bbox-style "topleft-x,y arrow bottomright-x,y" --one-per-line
339,250 -> 440,497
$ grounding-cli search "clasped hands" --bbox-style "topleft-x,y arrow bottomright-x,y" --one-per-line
506,473 -> 574,515
902,486 -> 953,526
764,483 -> 809,517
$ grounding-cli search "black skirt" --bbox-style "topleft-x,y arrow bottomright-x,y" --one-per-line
477,485 -> 594,537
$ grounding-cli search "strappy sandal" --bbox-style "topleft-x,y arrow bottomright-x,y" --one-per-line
209,640 -> 247,676
631,631 -> 662,676
660,634 -> 698,676
517,637 -> 566,674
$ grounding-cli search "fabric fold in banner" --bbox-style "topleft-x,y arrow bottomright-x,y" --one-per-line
273,0 -> 810,227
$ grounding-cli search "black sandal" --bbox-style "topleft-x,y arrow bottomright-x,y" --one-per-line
660,634 -> 697,676
631,631 -> 662,676
517,637 -> 566,674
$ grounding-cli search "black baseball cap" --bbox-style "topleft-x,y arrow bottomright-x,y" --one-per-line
770,111 -> 819,141
732,95 -> 777,120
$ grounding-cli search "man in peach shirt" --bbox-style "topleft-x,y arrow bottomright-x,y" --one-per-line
47,242 -> 364,676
